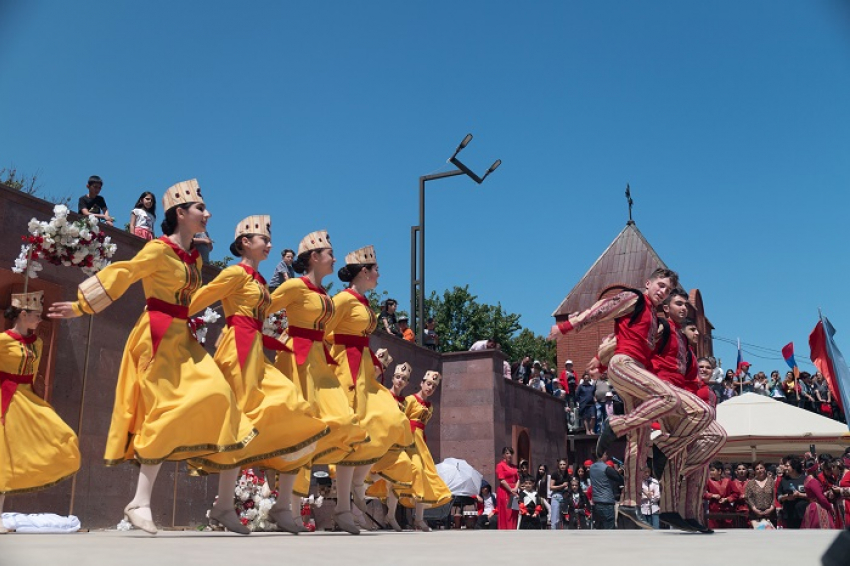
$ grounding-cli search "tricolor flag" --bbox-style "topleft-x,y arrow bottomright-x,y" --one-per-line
809,312 -> 850,427
781,342 -> 800,378
735,338 -> 748,376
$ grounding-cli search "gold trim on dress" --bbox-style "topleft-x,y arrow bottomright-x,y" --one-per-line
376,471 -> 412,489
0,470 -> 77,496
79,275 -> 113,313
185,426 -> 331,472
104,428 -> 260,466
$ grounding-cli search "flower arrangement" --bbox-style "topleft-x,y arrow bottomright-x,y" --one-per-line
11,204 -> 117,278
263,309 -> 288,339
206,469 -> 280,532
189,307 -> 221,344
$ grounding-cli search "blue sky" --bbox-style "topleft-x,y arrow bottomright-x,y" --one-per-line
2,1 -> 849,372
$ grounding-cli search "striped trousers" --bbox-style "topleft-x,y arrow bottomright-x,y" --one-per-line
659,417 -> 728,516
607,354 -> 682,506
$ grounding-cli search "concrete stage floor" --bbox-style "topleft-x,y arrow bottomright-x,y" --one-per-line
0,528 -> 839,566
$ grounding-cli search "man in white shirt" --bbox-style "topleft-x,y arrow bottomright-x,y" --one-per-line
469,338 -> 496,351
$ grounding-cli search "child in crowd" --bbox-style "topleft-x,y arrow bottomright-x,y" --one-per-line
475,483 -> 498,529
517,476 -> 544,529
129,191 -> 156,240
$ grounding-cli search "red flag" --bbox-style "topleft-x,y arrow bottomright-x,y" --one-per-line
809,319 -> 846,419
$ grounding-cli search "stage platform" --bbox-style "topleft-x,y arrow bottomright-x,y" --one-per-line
0,528 -> 840,566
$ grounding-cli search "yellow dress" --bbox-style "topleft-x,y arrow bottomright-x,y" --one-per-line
365,392 -> 414,500
328,289 -> 413,466
399,394 -> 452,508
0,330 -> 80,494
71,237 -> 257,465
270,277 -> 368,493
185,264 -> 330,473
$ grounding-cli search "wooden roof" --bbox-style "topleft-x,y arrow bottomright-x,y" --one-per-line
552,222 -> 669,317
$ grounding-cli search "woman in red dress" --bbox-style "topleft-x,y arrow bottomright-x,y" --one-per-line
801,459 -> 837,529
496,446 -> 519,529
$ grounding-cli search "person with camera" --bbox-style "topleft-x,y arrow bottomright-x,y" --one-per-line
777,457 -> 809,529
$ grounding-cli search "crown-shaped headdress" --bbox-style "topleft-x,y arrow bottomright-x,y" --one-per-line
162,179 -> 204,211
297,230 -> 331,256
234,215 -> 271,240
344,245 -> 376,266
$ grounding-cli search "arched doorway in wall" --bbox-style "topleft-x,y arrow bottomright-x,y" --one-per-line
514,426 -> 531,470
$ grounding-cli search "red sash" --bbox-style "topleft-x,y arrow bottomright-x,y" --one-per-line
410,419 -> 426,442
226,315 -> 293,370
0,371 -> 34,425
146,298 -> 188,358
288,325 -> 336,366
332,333 -> 383,389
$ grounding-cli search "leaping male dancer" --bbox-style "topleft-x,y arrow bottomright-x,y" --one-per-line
551,268 -> 709,528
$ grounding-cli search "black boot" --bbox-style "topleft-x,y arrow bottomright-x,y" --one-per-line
659,512 -> 700,532
618,506 -> 655,530
684,518 -> 714,534
595,421 -> 621,458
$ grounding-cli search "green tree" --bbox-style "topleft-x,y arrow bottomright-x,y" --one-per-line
425,285 -> 521,353
506,328 -> 556,367
208,255 -> 234,270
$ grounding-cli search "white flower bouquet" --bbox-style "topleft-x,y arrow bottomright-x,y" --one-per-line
262,309 -> 288,339
11,204 -> 117,278
189,307 -> 220,344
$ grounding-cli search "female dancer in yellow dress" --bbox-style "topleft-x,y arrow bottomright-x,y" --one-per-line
364,360 -> 416,531
328,246 -> 414,519
49,180 -> 258,535
268,230 -> 368,534
187,216 -> 331,533
0,291 -> 81,533
401,370 -> 452,531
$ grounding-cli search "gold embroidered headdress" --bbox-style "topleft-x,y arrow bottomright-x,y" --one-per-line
375,348 -> 393,370
394,362 -> 412,379
10,290 -> 44,313
344,245 -> 376,266
162,179 -> 204,212
297,230 -> 331,256
234,215 -> 271,240
422,370 -> 442,386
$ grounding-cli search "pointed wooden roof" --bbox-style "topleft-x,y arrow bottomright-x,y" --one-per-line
552,222 -> 669,317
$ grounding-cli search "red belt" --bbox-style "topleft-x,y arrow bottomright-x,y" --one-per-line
287,325 -> 336,366
410,419 -> 426,442
0,371 -> 34,425
332,333 -> 384,388
146,298 -> 188,358
226,315 -> 293,369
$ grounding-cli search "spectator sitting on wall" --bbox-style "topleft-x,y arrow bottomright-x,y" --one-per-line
269,248 -> 296,291
423,317 -> 439,351
528,366 -> 546,392
78,175 -> 113,226
193,230 -> 213,264
378,299 -> 402,338
129,191 -> 156,240
397,316 -> 415,342
470,337 -> 496,351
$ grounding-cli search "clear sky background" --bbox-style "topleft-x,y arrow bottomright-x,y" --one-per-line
2,1 -> 849,372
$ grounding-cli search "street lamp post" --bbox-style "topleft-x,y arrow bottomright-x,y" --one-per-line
410,134 -> 501,344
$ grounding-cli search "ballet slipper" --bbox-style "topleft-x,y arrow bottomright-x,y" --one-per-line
352,485 -> 369,514
209,505 -> 251,535
414,519 -> 431,532
386,517 -> 403,532
268,504 -> 306,534
334,510 -> 360,535
123,504 -> 157,535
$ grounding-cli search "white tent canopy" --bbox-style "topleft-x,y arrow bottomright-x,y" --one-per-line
715,393 -> 850,461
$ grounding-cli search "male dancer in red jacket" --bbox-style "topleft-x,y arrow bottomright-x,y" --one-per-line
552,268 -> 703,527
652,291 -> 727,532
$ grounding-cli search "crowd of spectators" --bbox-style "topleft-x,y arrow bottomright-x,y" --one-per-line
484,446 -> 850,530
